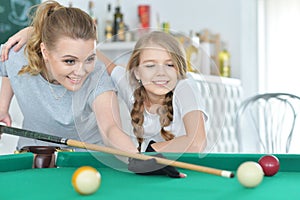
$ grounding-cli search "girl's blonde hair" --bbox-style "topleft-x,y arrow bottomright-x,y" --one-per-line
19,0 -> 97,75
127,31 -> 187,152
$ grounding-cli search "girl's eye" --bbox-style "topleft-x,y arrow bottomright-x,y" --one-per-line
142,63 -> 155,68
166,64 -> 174,67
64,59 -> 75,65
145,64 -> 155,68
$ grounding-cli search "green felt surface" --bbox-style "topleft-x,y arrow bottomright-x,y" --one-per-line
1,152 -> 300,200
0,153 -> 33,171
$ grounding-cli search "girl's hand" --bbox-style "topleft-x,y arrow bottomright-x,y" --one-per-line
128,153 -> 187,178
1,27 -> 33,61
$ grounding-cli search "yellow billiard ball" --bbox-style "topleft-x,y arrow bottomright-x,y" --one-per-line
237,161 -> 264,188
72,166 -> 101,195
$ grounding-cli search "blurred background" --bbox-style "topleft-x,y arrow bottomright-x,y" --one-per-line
1,0 -> 300,154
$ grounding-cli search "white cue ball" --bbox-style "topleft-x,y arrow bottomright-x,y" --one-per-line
72,166 -> 101,195
237,161 -> 264,188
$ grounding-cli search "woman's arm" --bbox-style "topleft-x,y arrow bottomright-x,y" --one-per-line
0,77 -> 13,126
151,111 -> 207,153
92,91 -> 185,177
93,90 -> 138,154
1,27 -> 33,61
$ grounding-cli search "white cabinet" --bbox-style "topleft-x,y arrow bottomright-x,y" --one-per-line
189,73 -> 242,153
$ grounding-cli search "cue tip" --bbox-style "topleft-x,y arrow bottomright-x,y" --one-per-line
221,171 -> 235,178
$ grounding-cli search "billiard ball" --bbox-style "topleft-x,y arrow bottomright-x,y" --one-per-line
258,155 -> 280,176
72,166 -> 101,195
237,161 -> 264,188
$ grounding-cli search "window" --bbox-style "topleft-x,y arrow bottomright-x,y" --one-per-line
258,0 -> 300,96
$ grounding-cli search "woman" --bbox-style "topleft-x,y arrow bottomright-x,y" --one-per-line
0,0 -> 137,152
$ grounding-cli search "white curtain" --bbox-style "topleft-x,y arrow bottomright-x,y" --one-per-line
260,0 -> 300,96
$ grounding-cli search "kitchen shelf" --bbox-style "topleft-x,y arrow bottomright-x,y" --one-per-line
97,42 -> 136,51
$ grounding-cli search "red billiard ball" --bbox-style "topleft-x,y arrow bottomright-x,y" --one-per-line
258,155 -> 280,176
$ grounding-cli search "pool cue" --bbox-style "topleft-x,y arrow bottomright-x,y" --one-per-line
0,125 -> 234,178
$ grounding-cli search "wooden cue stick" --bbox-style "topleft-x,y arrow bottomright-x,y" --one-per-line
0,125 -> 234,178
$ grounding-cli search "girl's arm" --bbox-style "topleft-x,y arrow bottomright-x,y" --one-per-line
151,79 -> 208,153
1,27 -> 33,61
0,77 -> 13,126
151,111 -> 207,153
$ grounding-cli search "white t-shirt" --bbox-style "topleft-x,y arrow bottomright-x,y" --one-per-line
111,66 -> 207,151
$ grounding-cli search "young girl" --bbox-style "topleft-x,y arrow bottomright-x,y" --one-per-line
100,31 -> 208,153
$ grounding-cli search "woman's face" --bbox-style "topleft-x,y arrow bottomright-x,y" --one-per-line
134,45 -> 178,100
41,37 -> 96,91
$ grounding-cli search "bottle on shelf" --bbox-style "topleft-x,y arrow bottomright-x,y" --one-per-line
104,3 -> 113,41
113,0 -> 125,41
162,22 -> 170,33
138,5 -> 150,29
198,30 -> 211,75
88,1 -> 98,41
88,1 -> 98,26
218,42 -> 231,77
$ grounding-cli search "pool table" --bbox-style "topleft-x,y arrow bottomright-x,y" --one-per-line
1,152 -> 300,200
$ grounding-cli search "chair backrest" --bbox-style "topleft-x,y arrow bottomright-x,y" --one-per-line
235,93 -> 300,153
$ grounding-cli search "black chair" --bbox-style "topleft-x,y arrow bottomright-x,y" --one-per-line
235,93 -> 300,153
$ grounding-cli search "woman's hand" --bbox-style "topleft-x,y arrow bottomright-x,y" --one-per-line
1,27 -> 33,61
0,112 -> 12,140
0,112 -> 12,127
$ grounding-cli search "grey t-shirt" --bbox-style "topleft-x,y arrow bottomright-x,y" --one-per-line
0,46 -> 115,151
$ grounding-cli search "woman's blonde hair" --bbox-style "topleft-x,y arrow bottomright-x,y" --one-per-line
19,0 -> 97,75
127,31 -> 187,152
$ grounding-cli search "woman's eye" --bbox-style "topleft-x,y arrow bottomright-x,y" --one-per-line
86,56 -> 96,63
64,59 -> 75,65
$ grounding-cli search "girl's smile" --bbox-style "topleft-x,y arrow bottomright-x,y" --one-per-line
134,45 -> 178,98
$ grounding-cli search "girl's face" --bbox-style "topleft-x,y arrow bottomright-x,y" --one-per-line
41,37 -> 96,91
134,45 -> 178,100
